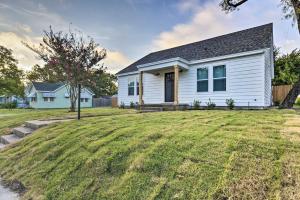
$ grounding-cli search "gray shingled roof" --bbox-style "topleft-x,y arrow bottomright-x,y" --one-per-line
117,23 -> 273,75
32,82 -> 65,91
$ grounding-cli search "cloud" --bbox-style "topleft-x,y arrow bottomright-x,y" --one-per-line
102,50 -> 132,74
0,32 -> 44,71
152,0 -> 300,54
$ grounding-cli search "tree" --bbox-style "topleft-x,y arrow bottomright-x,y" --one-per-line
273,48 -> 300,85
0,45 -> 24,97
25,27 -> 107,111
87,68 -> 117,97
220,0 -> 300,34
26,64 -> 65,83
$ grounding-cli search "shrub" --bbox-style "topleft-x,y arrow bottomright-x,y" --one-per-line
296,97 -> 300,106
273,100 -> 280,106
0,101 -> 17,109
206,98 -> 216,110
130,101 -> 135,108
226,98 -> 235,110
193,100 -> 201,110
120,102 -> 125,109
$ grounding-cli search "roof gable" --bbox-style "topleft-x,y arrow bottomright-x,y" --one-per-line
117,23 -> 273,75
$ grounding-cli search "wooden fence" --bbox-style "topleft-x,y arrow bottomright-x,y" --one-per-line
111,96 -> 118,108
272,85 -> 293,103
92,97 -> 112,107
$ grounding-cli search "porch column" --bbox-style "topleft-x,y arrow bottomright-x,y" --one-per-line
174,65 -> 179,106
139,71 -> 143,106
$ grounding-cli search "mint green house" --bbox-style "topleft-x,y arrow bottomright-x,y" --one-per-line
26,82 -> 94,109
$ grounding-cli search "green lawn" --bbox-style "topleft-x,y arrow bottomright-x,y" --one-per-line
0,108 -> 135,136
0,109 -> 300,199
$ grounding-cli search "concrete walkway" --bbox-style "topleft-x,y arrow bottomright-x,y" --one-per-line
0,181 -> 19,200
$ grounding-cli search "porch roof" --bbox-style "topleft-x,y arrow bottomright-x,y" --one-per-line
137,57 -> 189,73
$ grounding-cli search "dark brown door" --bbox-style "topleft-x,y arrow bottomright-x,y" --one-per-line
165,72 -> 174,102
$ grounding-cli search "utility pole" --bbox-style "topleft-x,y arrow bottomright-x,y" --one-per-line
78,84 -> 81,120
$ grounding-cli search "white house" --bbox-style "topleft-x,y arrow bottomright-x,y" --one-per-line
117,24 -> 274,108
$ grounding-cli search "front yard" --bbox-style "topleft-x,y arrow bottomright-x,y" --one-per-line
0,108 -> 300,199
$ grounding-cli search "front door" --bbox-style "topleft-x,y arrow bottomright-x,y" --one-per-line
165,72 -> 174,102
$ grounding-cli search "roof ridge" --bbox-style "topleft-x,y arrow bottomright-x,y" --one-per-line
117,23 -> 273,75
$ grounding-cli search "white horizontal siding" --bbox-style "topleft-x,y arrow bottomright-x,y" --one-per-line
118,74 -> 139,105
118,52 -> 270,107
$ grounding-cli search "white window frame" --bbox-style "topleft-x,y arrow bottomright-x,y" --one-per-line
43,97 -> 55,102
128,78 -> 135,96
197,67 -> 209,93
213,65 -> 227,92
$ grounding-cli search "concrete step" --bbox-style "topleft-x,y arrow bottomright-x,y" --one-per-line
140,107 -> 163,112
12,126 -> 34,138
25,120 -> 57,130
0,134 -> 22,145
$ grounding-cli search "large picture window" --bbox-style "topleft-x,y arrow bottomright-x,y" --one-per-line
213,65 -> 226,91
197,68 -> 208,92
128,80 -> 134,96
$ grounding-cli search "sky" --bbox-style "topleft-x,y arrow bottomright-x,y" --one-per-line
0,0 -> 299,74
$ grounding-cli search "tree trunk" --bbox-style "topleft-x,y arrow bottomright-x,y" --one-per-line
68,84 -> 78,112
280,79 -> 300,108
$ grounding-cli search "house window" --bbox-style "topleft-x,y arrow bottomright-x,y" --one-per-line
128,80 -> 134,96
31,97 -> 37,102
197,68 -> 208,92
213,65 -> 226,91
43,97 -> 54,102
80,98 -> 89,103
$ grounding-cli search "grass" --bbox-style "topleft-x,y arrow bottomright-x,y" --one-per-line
0,108 -> 300,199
0,108 -> 135,136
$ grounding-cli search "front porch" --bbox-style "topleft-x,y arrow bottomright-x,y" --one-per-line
137,58 -> 189,107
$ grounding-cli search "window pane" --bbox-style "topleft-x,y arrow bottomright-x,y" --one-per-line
128,81 -> 134,87
213,78 -> 226,91
197,80 -> 208,92
213,65 -> 226,78
197,68 -> 208,80
128,87 -> 134,96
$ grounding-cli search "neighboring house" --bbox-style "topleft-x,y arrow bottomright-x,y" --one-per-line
116,24 -> 274,108
25,82 -> 94,109
0,95 -> 26,107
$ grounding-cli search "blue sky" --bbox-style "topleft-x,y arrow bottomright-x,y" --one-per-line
0,0 -> 299,73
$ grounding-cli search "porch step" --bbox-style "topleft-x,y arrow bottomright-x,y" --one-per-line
25,120 -> 57,130
0,134 -> 22,145
12,126 -> 34,138
140,107 -> 163,112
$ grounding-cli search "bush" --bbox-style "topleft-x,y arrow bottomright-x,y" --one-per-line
206,98 -> 216,110
0,101 -> 17,109
120,102 -> 125,109
193,100 -> 201,109
130,101 -> 135,108
273,100 -> 280,106
296,97 -> 300,106
226,98 -> 235,110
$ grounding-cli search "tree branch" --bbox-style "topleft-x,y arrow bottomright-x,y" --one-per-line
226,0 -> 248,7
